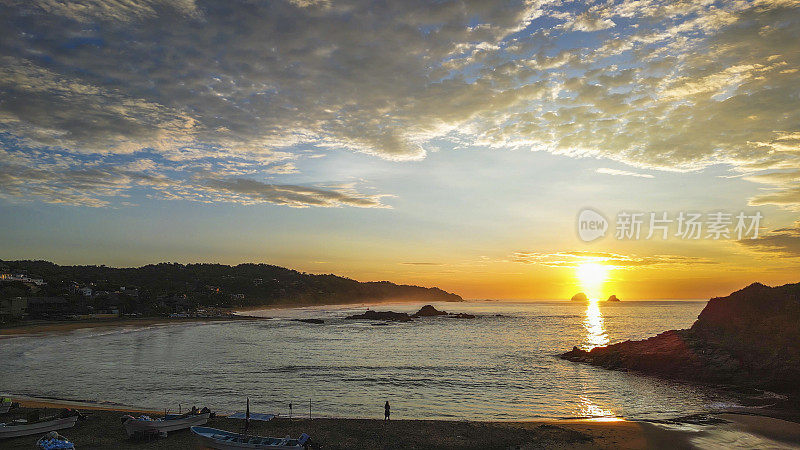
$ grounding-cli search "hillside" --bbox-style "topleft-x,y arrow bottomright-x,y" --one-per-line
0,260 -> 462,317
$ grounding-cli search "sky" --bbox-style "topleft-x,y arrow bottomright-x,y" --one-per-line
1,0 -> 800,300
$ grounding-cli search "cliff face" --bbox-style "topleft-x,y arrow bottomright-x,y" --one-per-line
561,282 -> 800,395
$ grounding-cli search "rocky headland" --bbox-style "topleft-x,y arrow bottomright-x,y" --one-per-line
561,282 -> 800,397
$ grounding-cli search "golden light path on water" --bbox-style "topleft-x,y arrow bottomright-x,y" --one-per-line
579,395 -> 617,419
576,263 -> 616,418
576,263 -> 611,350
583,299 -> 609,350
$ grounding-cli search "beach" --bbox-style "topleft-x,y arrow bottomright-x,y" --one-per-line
0,399 -> 654,449
4,398 -> 800,449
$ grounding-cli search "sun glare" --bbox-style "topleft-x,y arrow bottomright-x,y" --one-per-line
576,263 -> 609,300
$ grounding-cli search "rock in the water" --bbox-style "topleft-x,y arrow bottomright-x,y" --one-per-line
412,304 -> 448,317
344,310 -> 412,322
561,282 -> 800,395
606,295 -> 620,302
571,292 -> 588,301
293,318 -> 324,324
448,312 -> 476,319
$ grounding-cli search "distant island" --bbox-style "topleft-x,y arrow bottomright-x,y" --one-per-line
0,260 -> 462,323
570,292 -> 620,302
562,282 -> 800,397
570,292 -> 588,301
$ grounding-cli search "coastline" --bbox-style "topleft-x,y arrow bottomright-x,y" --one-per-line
0,315 -> 264,338
0,299 -> 465,337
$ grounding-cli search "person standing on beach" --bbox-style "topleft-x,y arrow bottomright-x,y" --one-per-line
384,401 -> 390,421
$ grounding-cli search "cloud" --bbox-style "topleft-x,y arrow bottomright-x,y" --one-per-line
510,251 -> 714,268
738,222 -> 800,257
400,262 -> 445,266
1,0 -> 799,207
596,168 -> 654,178
198,177 -> 389,208
569,13 -> 616,32
266,163 -> 300,175
743,170 -> 800,210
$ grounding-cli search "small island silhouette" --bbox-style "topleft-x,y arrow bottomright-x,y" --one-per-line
570,292 -> 588,301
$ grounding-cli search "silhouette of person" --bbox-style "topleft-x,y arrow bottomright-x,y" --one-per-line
384,401 -> 390,421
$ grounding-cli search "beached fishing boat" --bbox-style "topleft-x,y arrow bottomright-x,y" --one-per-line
191,426 -> 310,449
0,415 -> 79,439
122,410 -> 211,437
36,431 -> 75,449
0,398 -> 14,414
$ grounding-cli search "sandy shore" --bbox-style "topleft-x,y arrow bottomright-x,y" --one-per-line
0,399 -> 652,449
3,398 -> 800,448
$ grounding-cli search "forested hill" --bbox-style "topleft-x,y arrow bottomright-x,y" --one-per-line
0,260 -> 463,311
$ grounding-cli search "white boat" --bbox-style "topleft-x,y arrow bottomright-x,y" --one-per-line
191,426 -> 310,449
0,416 -> 78,439
122,411 -> 210,437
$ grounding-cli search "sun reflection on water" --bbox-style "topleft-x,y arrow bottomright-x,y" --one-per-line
582,299 -> 609,350
578,395 -> 615,418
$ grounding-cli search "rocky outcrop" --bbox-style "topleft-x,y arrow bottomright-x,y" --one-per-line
449,312 -> 476,319
561,282 -> 800,395
412,304 -> 448,317
345,310 -> 412,321
571,292 -> 588,301
293,318 -> 325,324
345,305 -> 477,322
606,295 -> 620,302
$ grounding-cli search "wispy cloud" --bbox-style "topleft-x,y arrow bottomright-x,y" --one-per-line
198,177 -> 390,208
738,222 -> 800,257
510,251 -> 714,268
596,168 -> 654,178
400,262 -> 445,266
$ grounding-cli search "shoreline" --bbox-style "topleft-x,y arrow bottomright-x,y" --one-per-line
0,397 -> 652,449
0,315 -> 264,338
0,299 -> 471,337
4,396 -> 800,449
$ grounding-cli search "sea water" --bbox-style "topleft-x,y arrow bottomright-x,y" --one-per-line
0,300 -> 741,420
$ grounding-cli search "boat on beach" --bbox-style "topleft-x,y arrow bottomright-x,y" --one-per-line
122,409 -> 211,437
191,426 -> 310,449
0,397 -> 14,414
0,415 -> 79,439
36,431 -> 75,449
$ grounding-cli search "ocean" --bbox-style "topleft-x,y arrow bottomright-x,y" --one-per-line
0,300 -> 742,420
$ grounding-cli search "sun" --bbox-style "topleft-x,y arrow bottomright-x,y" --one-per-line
576,263 -> 609,300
